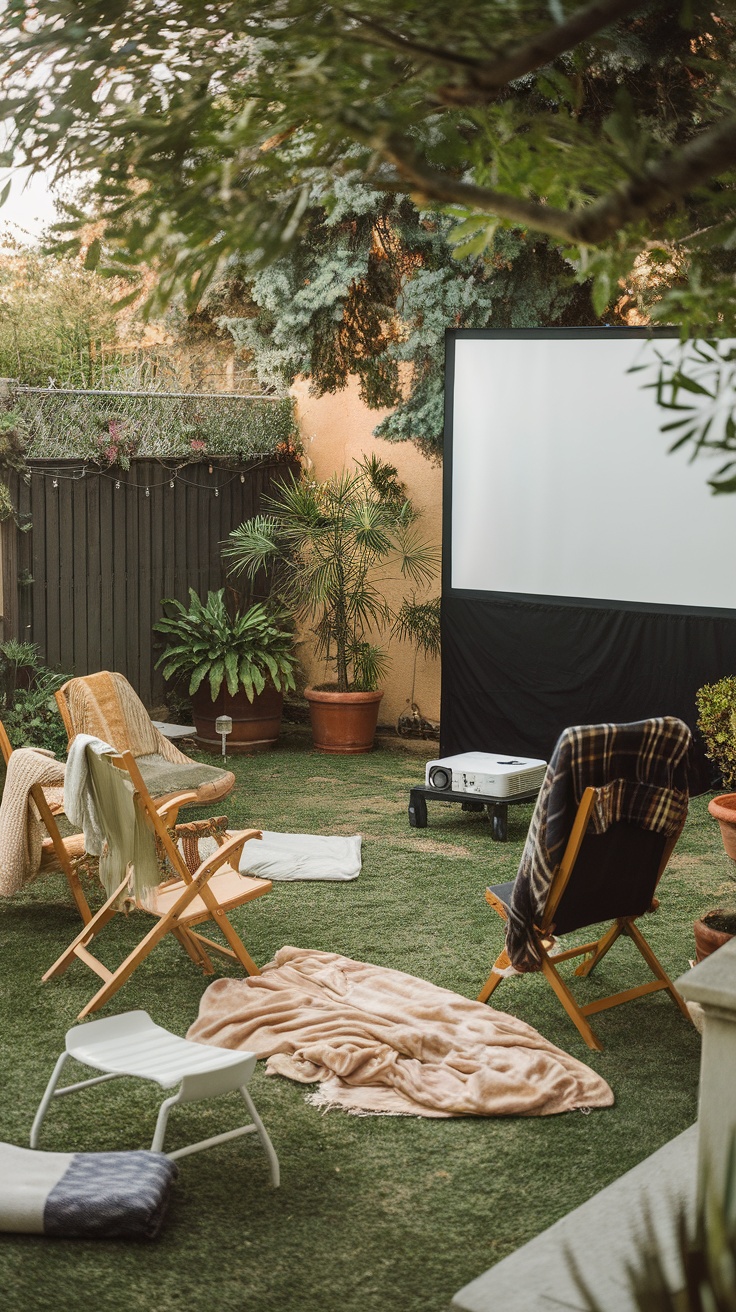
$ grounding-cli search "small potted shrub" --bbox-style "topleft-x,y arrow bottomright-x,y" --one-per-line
223,456 -> 439,754
696,675 -> 736,863
154,588 -> 296,751
694,907 -> 736,963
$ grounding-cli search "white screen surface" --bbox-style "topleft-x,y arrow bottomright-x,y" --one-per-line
450,335 -> 736,610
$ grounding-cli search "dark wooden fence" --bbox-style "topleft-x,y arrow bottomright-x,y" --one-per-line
1,455 -> 297,706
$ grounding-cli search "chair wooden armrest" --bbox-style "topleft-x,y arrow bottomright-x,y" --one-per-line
192,829 -> 262,885
174,816 -> 229,843
155,792 -> 201,828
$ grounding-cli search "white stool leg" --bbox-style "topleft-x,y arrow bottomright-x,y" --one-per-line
151,1093 -> 180,1154
30,1052 -> 69,1148
241,1086 -> 280,1187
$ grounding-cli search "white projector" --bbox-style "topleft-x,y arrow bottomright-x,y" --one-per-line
425,751 -> 547,798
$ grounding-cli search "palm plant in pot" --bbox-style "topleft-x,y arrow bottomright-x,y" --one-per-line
223,456 -> 439,753
153,588 -> 296,752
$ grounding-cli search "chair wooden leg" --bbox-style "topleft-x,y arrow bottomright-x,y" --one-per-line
188,931 -> 235,964
209,908 -> 261,976
64,868 -> 93,926
42,876 -> 129,980
574,921 -> 624,978
78,911 -> 187,1019
540,953 -> 603,1051
478,951 -> 510,1003
625,920 -> 691,1020
173,928 -> 215,975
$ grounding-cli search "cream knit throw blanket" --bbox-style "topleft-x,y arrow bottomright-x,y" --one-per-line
66,672 -> 190,765
188,947 -> 614,1117
0,749 -> 66,896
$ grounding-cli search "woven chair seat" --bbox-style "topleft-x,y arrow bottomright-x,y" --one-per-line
134,754 -> 235,809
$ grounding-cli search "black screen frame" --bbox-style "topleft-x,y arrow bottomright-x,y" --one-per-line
442,326 -> 736,620
440,327 -> 736,790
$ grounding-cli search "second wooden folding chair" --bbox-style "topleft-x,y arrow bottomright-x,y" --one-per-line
478,785 -> 691,1050
43,748 -> 270,1019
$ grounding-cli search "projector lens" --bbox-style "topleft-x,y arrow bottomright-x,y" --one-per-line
429,766 -> 451,790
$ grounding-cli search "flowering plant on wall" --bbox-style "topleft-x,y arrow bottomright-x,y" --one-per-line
95,416 -> 140,467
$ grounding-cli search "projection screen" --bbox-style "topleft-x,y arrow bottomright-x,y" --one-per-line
441,329 -> 736,792
449,332 -> 736,609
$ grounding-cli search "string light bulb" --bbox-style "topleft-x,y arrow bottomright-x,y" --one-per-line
169,480 -> 175,489
145,486 -> 150,498
214,487 -> 219,497
52,478 -> 58,489
208,463 -> 213,474
240,473 -> 245,483
115,480 -> 120,490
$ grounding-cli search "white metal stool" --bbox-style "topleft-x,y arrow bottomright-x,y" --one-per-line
30,1010 -> 279,1184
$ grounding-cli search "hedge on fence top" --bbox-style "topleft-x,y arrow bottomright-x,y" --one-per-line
3,386 -> 297,466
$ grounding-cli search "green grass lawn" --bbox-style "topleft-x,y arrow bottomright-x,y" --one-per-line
0,728 -> 728,1312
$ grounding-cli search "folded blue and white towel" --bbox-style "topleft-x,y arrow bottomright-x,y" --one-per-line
0,1143 -> 177,1239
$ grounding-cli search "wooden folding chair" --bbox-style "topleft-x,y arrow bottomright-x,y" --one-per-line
0,719 -> 94,925
42,748 -> 270,1020
55,672 -> 235,808
478,786 -> 691,1050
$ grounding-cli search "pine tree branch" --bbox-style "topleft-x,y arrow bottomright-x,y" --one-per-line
379,113 -> 736,245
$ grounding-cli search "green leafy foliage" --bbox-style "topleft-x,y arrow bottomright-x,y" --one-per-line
223,456 -> 439,692
153,588 -> 297,703
393,593 -> 442,710
635,341 -> 736,494
225,187 -> 595,457
0,642 -> 69,756
0,408 -> 29,523
3,4 -> 736,482
696,676 -> 736,789
393,596 -> 442,660
1,3 -> 733,333
0,246 -> 120,388
9,386 -> 296,464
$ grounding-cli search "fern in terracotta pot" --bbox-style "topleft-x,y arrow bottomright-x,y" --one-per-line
696,675 -> 736,867
154,588 -> 296,751
223,456 -> 439,753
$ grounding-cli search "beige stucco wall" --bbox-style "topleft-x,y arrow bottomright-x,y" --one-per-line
292,376 -> 442,728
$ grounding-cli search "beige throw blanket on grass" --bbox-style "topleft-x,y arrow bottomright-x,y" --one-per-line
0,748 -> 65,895
188,947 -> 613,1117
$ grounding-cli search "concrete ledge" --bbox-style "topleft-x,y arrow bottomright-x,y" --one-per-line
452,1125 -> 696,1312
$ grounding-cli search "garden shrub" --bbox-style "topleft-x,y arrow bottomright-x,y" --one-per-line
0,643 -> 69,757
696,675 -> 736,789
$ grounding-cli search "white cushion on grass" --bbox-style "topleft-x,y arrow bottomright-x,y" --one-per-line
239,831 -> 362,882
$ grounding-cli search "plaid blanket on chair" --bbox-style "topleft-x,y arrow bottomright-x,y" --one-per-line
506,718 -> 693,972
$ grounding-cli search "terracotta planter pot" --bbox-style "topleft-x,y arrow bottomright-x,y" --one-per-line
694,911 -> 736,963
305,687 -> 384,754
707,793 -> 736,863
191,684 -> 284,753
